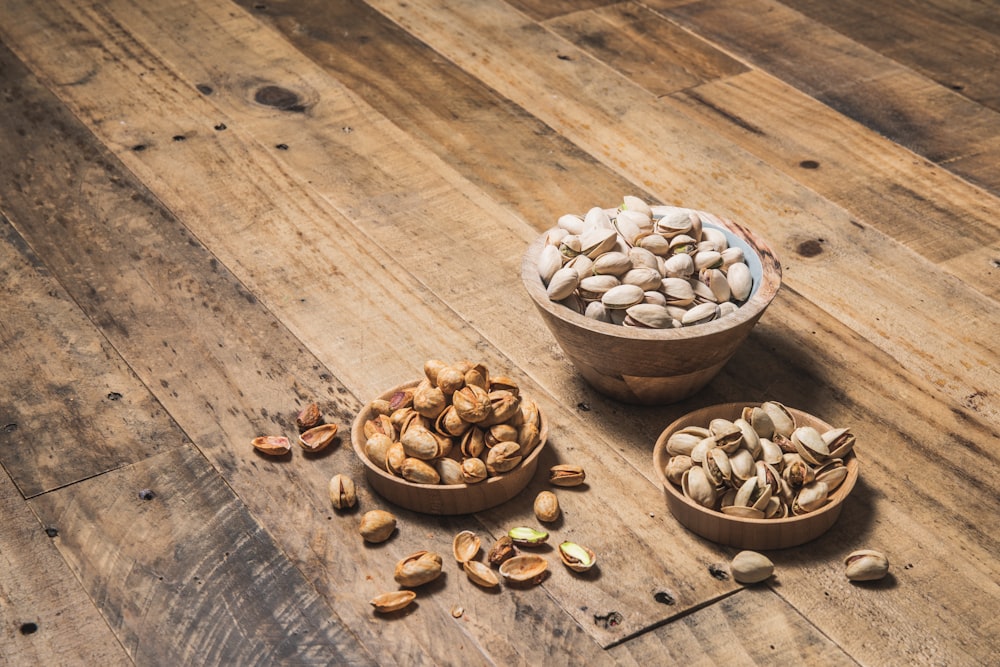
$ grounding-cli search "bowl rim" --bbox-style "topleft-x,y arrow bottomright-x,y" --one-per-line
351,379 -> 548,491
521,210 -> 782,341
653,402 -> 859,527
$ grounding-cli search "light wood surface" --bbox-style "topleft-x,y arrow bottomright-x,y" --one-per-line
0,1 -> 997,664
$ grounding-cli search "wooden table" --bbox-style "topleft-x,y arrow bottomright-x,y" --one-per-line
1,1 -> 997,664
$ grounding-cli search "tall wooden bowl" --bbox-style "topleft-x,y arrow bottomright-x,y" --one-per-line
653,403 -> 859,550
351,381 -> 548,515
521,211 -> 781,404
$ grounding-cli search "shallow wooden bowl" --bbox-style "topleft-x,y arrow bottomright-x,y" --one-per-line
351,381 -> 548,515
653,403 -> 859,550
521,211 -> 781,404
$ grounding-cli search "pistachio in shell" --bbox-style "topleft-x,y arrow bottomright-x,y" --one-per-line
548,464 -> 586,487
730,550 -> 774,584
533,491 -> 560,523
359,510 -> 397,543
844,549 -> 889,582
394,550 -> 444,587
328,474 -> 357,510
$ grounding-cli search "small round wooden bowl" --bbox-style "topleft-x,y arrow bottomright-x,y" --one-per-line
653,403 -> 859,550
351,381 -> 548,515
521,211 -> 781,405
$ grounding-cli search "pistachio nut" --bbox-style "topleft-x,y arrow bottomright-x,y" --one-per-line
452,384 -> 492,424
533,491 -> 560,523
394,550 -> 444,587
558,541 -> 596,572
665,455 -> 693,485
435,457 -> 465,486
730,550 -> 774,584
460,457 -> 488,484
400,458 -> 441,485
413,381 -> 447,419
359,510 -> 396,543
549,464 -> 586,487
295,402 -> 322,431
328,474 -> 357,510
508,526 -> 548,546
486,441 -> 522,475
365,431 -> 393,469
844,549 -> 889,581
487,535 -> 517,567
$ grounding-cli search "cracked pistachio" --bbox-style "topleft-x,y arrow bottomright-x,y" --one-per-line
558,541 -> 596,572
508,526 -> 548,546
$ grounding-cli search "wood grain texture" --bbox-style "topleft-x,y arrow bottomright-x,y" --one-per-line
29,446 -> 373,665
0,0 -> 998,663
647,0 -> 1000,194
0,468 -> 129,666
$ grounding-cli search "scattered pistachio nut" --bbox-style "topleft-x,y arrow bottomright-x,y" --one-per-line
533,491 -> 560,523
452,530 -> 481,563
549,464 -> 586,487
487,535 -> 517,567
508,526 -> 548,546
394,550 -> 444,587
359,510 -> 397,543
251,435 -> 291,456
296,402 -> 322,431
370,590 -> 416,613
463,560 -> 500,588
499,554 -> 548,585
299,423 -> 338,452
558,541 -> 596,572
844,549 -> 889,581
730,550 -> 774,584
328,474 -> 357,510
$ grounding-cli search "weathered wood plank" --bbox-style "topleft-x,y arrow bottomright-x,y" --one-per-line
0,467 -> 130,666
0,208 -> 182,497
608,587 -> 856,666
543,2 -> 747,96
234,0 -> 637,223
28,446 -> 375,665
779,0 -> 1000,110
645,0 -> 1000,194
502,0 -> 617,22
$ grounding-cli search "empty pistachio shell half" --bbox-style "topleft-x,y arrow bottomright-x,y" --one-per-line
452,530 -> 481,563
463,560 -> 500,588
845,549 -> 889,581
730,550 -> 774,584
299,423 -> 338,452
370,590 -> 416,613
252,435 -> 291,456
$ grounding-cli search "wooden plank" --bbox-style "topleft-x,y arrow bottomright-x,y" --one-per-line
608,588 -> 855,666
0,210 -> 183,497
234,0 -> 638,222
502,0 -> 617,22
779,0 -> 1000,110
645,0 -> 1000,194
0,467 -> 130,666
0,1 -> 746,653
28,446 -> 375,665
543,2 -> 747,96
